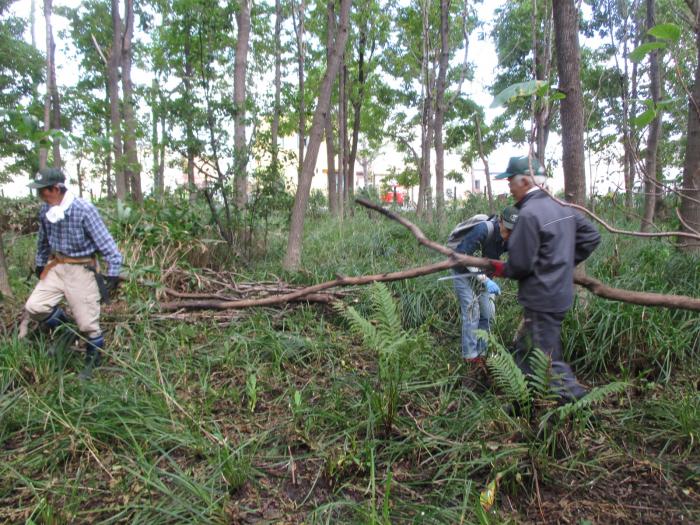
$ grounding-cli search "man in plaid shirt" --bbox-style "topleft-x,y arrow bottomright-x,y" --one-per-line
24,168 -> 123,380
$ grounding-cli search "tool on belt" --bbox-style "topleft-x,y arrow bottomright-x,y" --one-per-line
41,253 -> 112,304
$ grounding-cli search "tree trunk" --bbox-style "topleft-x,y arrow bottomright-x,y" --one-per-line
151,79 -> 163,199
109,0 -> 126,200
341,63 -> 351,211
325,0 -> 338,216
532,0 -> 553,161
41,0 -> 61,170
233,0 -> 251,208
417,0 -> 433,218
337,60 -> 348,217
347,12 -> 369,211
293,0 -> 306,181
553,0 -> 586,205
183,32 -> 197,203
679,26 -> 700,251
475,114 -> 494,213
433,0 -> 450,220
271,0 -> 282,167
641,0 -> 662,232
283,0 -> 352,271
0,233 -> 12,298
121,0 -> 142,202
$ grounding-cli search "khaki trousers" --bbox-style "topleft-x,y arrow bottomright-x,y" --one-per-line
25,263 -> 101,338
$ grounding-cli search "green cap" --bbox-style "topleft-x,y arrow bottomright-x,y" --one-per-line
28,168 -> 66,189
500,206 -> 519,230
493,156 -> 546,180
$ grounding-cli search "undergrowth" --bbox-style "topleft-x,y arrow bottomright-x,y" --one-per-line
0,195 -> 698,524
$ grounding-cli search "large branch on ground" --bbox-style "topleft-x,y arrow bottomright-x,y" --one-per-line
159,260 -> 460,311
356,198 -> 700,312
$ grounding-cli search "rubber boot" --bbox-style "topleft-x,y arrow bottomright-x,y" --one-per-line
42,307 -> 77,357
79,335 -> 104,381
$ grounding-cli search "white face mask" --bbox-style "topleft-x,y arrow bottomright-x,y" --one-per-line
45,190 -> 75,223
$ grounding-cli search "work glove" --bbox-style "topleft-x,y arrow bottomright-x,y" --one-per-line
484,278 -> 501,295
35,266 -> 44,279
488,260 -> 506,278
105,275 -> 121,293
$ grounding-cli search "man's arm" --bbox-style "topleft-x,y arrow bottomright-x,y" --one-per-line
503,214 -> 539,280
83,207 -> 123,277
35,216 -> 50,268
574,212 -> 601,265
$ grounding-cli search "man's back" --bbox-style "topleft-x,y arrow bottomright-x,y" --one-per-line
505,191 -> 600,312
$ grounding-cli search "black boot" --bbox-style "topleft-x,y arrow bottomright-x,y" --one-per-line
42,307 -> 77,357
79,335 -> 104,381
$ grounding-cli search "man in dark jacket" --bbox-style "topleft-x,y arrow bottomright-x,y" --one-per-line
490,156 -> 601,402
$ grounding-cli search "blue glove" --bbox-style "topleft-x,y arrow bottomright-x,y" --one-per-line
484,278 -> 501,295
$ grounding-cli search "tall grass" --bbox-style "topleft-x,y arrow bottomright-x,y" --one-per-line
2,196 -> 698,523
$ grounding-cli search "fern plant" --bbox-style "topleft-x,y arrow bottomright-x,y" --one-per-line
335,283 -> 419,434
486,337 -> 627,423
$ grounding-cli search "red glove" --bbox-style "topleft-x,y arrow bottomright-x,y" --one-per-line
489,260 -> 506,278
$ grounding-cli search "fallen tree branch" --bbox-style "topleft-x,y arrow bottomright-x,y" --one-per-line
159,260 -> 460,311
355,198 -> 700,312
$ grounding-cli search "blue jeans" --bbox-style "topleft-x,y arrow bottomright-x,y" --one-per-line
453,272 -> 495,359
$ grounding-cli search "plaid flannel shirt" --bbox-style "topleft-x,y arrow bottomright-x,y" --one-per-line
35,198 -> 123,277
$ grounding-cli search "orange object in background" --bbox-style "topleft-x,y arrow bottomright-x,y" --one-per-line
382,186 -> 407,204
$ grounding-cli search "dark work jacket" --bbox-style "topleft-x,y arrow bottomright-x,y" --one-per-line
454,219 -> 507,274
504,190 -> 601,312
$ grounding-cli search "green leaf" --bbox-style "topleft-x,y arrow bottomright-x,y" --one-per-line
629,41 -> 667,63
490,80 -> 547,108
633,108 -> 656,127
648,23 -> 681,43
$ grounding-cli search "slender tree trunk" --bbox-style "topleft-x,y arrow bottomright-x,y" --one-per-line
293,0 -> 306,181
40,0 -> 61,169
159,104 -> 166,196
641,0 -> 662,232
184,33 -> 197,202
433,0 -> 450,220
475,114 -> 494,213
109,0 -> 126,200
77,157 -> 84,197
679,26 -> 700,251
234,0 -> 251,208
338,61 -> 346,217
417,0 -> 432,217
342,63 -> 351,211
0,234 -> 12,298
271,0 -> 282,167
121,0 -> 141,202
151,79 -> 162,199
284,0 -> 352,271
532,0 -> 553,161
347,12 -> 370,209
552,0 -> 586,205
325,0 -> 338,215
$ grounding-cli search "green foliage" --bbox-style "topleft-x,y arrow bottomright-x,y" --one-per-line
336,282 -> 425,434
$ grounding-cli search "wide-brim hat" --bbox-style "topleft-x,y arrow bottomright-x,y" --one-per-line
494,156 -> 546,180
28,167 -> 66,189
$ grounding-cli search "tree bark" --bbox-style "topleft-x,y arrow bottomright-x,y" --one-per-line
417,0 -> 433,218
552,0 -> 586,205
641,0 -> 662,232
283,0 -> 353,271
233,0 -> 251,208
184,31 -> 197,203
121,0 -> 142,202
325,0 -> 338,215
109,0 -> 126,200
40,0 -> 61,170
679,17 -> 700,251
293,0 -> 306,182
475,114 -> 494,213
433,0 -> 450,220
0,233 -> 13,298
271,0 -> 282,168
